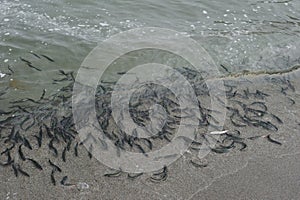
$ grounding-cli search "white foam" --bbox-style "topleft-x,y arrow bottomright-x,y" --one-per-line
0,72 -> 6,78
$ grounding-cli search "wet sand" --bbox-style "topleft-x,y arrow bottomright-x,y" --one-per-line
0,69 -> 299,200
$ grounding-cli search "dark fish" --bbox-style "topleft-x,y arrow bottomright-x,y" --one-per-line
19,57 -> 31,64
27,63 -> 42,71
49,160 -> 62,172
287,97 -> 295,105
247,135 -> 263,140
104,169 -> 122,177
269,113 -> 283,124
234,141 -> 247,151
133,143 -> 148,156
220,64 -> 230,73
51,170 -> 56,185
18,167 -> 30,177
40,89 -> 46,100
20,115 -> 34,131
41,54 -> 54,62
128,173 -> 143,179
141,138 -> 153,150
12,163 -> 18,177
7,65 -> 14,73
34,126 -> 43,148
23,137 -> 33,150
211,147 -> 229,154
150,166 -> 168,183
74,142 -> 79,157
266,135 -> 282,145
1,144 -> 15,155
254,121 -> 278,132
65,140 -> 72,152
49,138 -> 58,156
27,158 -> 43,170
43,124 -> 53,138
18,145 -> 26,161
286,80 -> 295,92
29,52 -> 41,59
6,150 -> 12,163
190,159 -> 208,168
87,145 -> 93,159
62,147 -> 67,162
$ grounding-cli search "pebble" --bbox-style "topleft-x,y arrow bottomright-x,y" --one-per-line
77,182 -> 89,191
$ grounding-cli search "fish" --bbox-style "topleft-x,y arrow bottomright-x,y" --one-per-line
51,170 -> 56,185
12,163 -> 18,177
234,141 -> 247,151
40,89 -> 46,100
27,158 -> 43,170
18,167 -> 30,177
23,137 -> 33,150
27,63 -> 41,71
49,138 -> 58,156
127,173 -> 143,179
150,166 -> 168,183
87,145 -> 93,159
74,142 -> 79,157
286,80 -> 295,92
133,143 -> 148,156
265,134 -> 282,145
33,126 -> 43,148
190,159 -> 208,168
7,65 -> 14,74
220,64 -> 230,73
41,54 -> 54,62
29,52 -> 41,59
211,147 -> 229,154
254,121 -> 278,132
49,160 -> 61,172
62,147 -> 67,162
269,113 -> 283,124
43,124 -> 53,138
19,57 -> 31,64
104,169 -> 122,177
18,145 -> 26,161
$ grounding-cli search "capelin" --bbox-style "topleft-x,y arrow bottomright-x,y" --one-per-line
18,145 -> 26,161
127,172 -> 143,179
49,159 -> 61,172
150,166 -> 168,183
265,134 -> 282,145
27,158 -> 43,170
104,169 -> 122,177
41,54 -> 54,62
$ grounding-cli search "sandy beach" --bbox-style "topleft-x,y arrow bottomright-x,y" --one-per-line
0,68 -> 299,200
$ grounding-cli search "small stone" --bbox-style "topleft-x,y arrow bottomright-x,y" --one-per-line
76,182 -> 89,191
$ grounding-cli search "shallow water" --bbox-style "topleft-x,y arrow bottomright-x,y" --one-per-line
1,0 -> 300,97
